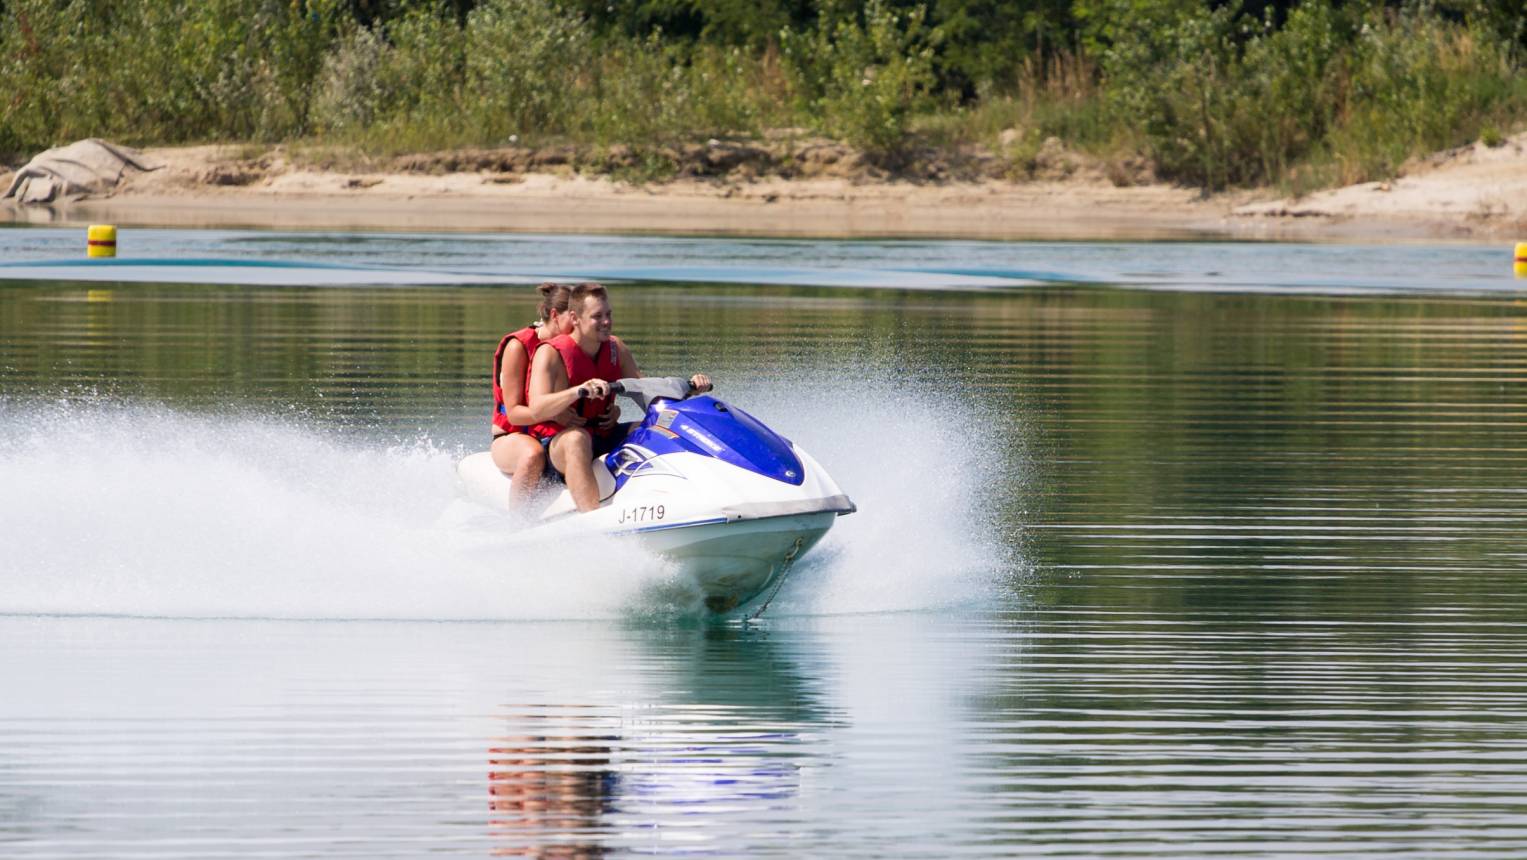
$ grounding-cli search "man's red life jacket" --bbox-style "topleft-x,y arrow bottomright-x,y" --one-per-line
529,334 -> 620,439
491,325 -> 544,435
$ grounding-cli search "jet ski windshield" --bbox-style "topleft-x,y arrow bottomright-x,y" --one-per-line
610,377 -> 691,411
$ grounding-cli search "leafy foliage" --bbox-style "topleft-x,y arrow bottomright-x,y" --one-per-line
0,0 -> 1522,191
781,0 -> 939,153
1098,0 -> 1522,188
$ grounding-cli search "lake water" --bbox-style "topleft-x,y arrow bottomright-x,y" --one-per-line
3,227 -> 1527,857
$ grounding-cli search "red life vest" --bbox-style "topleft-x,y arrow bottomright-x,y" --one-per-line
529,335 -> 621,439
491,325 -> 544,435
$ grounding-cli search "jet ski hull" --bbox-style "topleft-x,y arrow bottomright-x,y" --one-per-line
633,511 -> 835,613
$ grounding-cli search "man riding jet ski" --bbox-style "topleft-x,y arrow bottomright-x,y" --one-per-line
522,282 -> 711,513
458,283 -> 854,614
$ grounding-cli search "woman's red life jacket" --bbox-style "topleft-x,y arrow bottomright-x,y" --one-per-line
529,335 -> 620,440
491,325 -> 544,435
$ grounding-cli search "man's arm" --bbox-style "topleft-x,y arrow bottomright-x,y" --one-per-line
612,336 -> 641,379
527,346 -> 598,423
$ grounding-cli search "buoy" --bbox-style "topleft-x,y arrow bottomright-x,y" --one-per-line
1516,242 -> 1527,279
87,224 -> 117,258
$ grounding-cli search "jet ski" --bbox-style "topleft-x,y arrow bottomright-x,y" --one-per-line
456,378 -> 856,614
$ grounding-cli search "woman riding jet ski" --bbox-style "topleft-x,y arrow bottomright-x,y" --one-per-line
458,282 -> 854,614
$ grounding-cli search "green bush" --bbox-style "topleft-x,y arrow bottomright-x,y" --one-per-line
1,0 -> 1523,191
583,33 -> 699,144
313,26 -> 392,134
1102,3 -> 1245,187
680,45 -> 789,138
1236,0 -> 1348,184
579,39 -> 789,145
1328,12 -> 1520,181
0,0 -> 337,150
312,8 -> 467,149
463,0 -> 592,141
781,0 -> 939,154
1098,1 -> 1521,190
0,0 -> 114,150
377,10 -> 468,131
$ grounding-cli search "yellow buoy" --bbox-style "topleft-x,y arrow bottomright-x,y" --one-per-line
87,224 -> 117,258
1516,242 -> 1527,279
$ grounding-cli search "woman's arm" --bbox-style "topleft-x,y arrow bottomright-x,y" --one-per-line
499,340 -> 539,427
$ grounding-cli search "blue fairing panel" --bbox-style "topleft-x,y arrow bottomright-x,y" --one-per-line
607,396 -> 804,489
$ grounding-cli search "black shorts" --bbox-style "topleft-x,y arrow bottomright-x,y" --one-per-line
543,423 -> 634,480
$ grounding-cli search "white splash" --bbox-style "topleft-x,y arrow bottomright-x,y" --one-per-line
731,374 -> 1017,616
0,381 -> 1016,621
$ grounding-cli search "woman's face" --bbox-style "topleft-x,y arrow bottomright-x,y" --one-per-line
549,308 -> 575,336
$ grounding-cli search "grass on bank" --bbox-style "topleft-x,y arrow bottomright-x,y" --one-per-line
1,0 -> 1523,193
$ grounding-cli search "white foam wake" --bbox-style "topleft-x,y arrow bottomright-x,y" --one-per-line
0,382 -> 1016,621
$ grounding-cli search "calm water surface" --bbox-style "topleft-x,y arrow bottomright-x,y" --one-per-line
3,231 -> 1527,856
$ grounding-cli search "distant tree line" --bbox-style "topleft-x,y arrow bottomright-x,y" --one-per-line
0,0 -> 1522,189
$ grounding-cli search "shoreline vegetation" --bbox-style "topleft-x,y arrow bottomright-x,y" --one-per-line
1,0 -> 1524,240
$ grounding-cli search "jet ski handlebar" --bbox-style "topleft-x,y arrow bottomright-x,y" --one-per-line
606,377 -> 700,411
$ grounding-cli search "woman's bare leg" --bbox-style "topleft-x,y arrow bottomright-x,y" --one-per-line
491,433 -> 547,512
507,439 -> 547,510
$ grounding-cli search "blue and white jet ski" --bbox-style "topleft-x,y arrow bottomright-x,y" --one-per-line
456,378 -> 855,613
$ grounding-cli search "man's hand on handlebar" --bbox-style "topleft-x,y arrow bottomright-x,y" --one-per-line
578,379 -> 611,399
689,374 -> 713,394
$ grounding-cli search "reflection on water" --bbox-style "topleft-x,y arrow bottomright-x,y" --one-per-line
6,238 -> 1527,856
0,618 -> 863,858
484,628 -> 826,858
489,720 -> 615,858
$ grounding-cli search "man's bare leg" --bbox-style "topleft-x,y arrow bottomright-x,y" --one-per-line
548,429 -> 600,512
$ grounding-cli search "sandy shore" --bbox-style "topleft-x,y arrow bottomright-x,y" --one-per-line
3,136 -> 1525,242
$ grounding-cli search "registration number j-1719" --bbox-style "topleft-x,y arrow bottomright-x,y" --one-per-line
617,504 -> 666,525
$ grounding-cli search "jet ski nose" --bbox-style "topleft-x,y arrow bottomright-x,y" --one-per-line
674,397 -> 805,486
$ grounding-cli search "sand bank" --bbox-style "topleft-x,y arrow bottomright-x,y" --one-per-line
3,136 -> 1525,242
